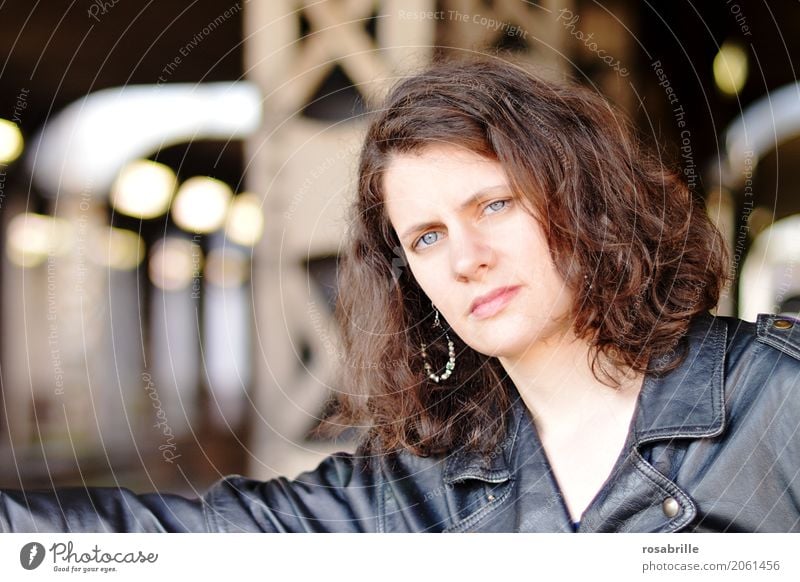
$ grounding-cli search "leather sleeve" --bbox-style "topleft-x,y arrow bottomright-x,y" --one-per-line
0,452 -> 383,533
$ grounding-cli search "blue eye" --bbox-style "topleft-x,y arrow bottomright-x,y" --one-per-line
414,231 -> 440,249
485,199 -> 509,213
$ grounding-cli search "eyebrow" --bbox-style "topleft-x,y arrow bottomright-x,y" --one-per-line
398,184 -> 509,243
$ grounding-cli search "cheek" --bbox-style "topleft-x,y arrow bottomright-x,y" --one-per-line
500,221 -> 549,274
406,261 -> 463,325
405,260 -> 439,300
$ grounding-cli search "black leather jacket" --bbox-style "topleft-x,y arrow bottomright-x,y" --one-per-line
2,312 -> 799,532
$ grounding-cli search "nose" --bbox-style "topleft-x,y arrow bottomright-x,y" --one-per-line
450,225 -> 494,282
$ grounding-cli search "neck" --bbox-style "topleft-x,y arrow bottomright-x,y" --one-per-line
498,329 -> 644,436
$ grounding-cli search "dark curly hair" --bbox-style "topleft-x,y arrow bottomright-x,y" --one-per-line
321,53 -> 728,459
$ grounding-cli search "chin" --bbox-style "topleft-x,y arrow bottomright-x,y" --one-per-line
464,334 -> 530,359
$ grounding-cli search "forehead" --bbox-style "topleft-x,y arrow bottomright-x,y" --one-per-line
382,146 -> 507,218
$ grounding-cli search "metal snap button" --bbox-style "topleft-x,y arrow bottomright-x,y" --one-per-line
662,497 -> 679,518
487,494 -> 496,502
773,319 -> 794,330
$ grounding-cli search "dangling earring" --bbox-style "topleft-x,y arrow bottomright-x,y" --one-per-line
420,304 -> 456,383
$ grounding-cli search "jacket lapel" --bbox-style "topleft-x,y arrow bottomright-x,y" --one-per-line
443,392 -> 578,532
441,312 -> 728,532
581,312 -> 728,532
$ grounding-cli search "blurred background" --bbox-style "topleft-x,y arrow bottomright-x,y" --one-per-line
0,0 -> 798,496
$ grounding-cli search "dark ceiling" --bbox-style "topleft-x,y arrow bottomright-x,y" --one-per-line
0,0 -> 245,198
1,1 -> 799,213
0,0 -> 243,129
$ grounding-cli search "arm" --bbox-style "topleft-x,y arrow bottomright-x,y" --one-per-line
0,452 -> 382,533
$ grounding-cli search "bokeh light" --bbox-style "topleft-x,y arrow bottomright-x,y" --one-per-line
714,41 -> 749,96
224,192 -> 264,247
89,226 -> 146,270
0,119 -> 23,164
6,213 -> 73,268
205,246 -> 249,288
171,176 -> 232,233
148,237 -> 203,291
111,160 -> 176,219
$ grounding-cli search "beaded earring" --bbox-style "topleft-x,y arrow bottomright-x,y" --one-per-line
420,304 -> 456,383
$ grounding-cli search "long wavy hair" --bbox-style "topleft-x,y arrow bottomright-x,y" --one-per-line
321,54 -> 729,458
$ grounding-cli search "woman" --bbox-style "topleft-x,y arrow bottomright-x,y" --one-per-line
2,54 -> 799,533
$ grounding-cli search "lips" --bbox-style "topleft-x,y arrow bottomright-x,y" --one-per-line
469,285 -> 521,319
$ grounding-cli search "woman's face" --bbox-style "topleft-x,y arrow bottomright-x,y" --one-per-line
383,144 -> 576,360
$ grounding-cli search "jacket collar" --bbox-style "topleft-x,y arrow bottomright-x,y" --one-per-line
444,311 -> 728,484
442,405 -> 519,485
633,311 -> 727,444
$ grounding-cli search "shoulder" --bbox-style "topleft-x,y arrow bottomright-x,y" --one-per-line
717,312 -> 800,366
701,314 -> 800,519
712,313 -> 800,425
753,313 -> 800,361
677,311 -> 800,377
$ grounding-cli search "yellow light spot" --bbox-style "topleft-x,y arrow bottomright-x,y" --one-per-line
6,213 -> 73,268
172,176 -> 232,233
225,193 -> 264,246
111,160 -> 176,219
148,237 -> 202,291
90,227 -> 146,270
714,42 -> 749,96
0,119 -> 24,164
